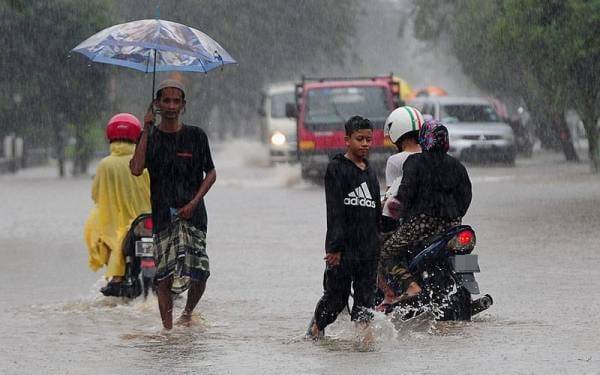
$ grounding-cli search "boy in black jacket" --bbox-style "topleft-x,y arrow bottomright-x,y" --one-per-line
307,116 -> 381,339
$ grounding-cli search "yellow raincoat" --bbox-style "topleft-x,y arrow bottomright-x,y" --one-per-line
84,141 -> 151,278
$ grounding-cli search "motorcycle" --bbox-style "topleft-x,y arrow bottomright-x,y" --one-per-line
381,225 -> 493,321
113,213 -> 191,299
118,213 -> 157,299
507,117 -> 534,158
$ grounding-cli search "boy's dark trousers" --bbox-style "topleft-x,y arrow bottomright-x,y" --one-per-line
312,256 -> 378,330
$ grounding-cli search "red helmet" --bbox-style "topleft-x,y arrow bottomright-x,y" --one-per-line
106,113 -> 142,143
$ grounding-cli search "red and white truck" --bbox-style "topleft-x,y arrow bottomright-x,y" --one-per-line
286,75 -> 402,179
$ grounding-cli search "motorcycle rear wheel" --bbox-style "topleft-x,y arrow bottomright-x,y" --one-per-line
441,286 -> 472,321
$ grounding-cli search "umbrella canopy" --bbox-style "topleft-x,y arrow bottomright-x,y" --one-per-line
72,19 -> 236,73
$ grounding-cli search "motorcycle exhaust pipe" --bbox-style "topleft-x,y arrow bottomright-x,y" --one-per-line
471,294 -> 493,315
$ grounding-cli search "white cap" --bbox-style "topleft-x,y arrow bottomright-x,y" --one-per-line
156,79 -> 186,96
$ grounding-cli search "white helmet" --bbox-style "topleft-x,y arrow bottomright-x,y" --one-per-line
385,106 -> 425,144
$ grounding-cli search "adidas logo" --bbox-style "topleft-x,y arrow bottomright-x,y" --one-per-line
344,182 -> 376,208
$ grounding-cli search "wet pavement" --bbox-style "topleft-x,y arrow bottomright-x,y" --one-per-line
1,142 -> 599,374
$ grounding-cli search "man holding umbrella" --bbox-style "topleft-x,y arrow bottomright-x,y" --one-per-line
130,79 -> 216,330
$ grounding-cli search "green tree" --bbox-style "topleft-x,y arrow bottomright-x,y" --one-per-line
0,0 -> 113,176
563,0 -> 600,171
112,0 -> 359,139
411,0 -> 600,171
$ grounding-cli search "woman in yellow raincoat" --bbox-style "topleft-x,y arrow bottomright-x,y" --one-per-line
84,113 -> 151,296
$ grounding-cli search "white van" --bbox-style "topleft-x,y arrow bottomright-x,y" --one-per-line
258,82 -> 297,163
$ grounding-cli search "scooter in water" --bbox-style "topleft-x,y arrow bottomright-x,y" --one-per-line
118,213 -> 157,299
104,213 -> 191,299
381,225 -> 493,321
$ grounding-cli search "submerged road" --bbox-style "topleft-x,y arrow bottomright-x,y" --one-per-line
0,142 -> 598,374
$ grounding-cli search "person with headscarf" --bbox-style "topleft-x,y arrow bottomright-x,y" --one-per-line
378,119 -> 472,302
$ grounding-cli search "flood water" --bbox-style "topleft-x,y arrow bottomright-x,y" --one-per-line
1,141 -> 599,374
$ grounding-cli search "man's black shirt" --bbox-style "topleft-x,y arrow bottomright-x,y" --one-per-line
145,124 -> 215,233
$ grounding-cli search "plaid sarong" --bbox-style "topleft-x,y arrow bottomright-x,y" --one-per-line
153,217 -> 210,285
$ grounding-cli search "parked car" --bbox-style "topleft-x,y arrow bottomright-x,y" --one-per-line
409,96 -> 516,164
258,82 -> 297,163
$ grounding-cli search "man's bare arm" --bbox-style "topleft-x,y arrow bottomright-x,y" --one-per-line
178,169 -> 217,219
130,105 -> 154,176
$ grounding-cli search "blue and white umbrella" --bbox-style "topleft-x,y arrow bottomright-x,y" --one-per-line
72,18 -> 236,97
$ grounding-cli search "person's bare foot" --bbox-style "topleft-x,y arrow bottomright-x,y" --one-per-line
376,296 -> 396,312
377,282 -> 422,311
174,311 -> 193,326
311,323 -> 319,337
405,281 -> 422,297
306,321 -> 323,340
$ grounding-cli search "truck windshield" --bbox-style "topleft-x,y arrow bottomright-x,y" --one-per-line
440,104 -> 500,123
271,92 -> 295,118
305,87 -> 389,126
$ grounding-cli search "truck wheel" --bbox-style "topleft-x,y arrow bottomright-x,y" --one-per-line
301,167 -> 311,180
301,168 -> 323,184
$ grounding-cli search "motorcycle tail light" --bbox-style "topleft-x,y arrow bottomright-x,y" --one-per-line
143,217 -> 153,230
458,230 -> 474,246
141,258 -> 155,269
448,229 -> 476,253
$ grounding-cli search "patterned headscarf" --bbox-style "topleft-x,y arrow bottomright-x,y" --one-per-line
418,119 -> 449,152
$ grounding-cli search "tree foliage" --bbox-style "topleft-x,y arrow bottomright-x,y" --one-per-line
1,0 -> 360,175
0,0 -> 114,176
411,0 -> 600,171
112,0 -> 360,139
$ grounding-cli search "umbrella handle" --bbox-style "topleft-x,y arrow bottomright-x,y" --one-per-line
215,51 -> 224,71
151,48 -> 157,103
